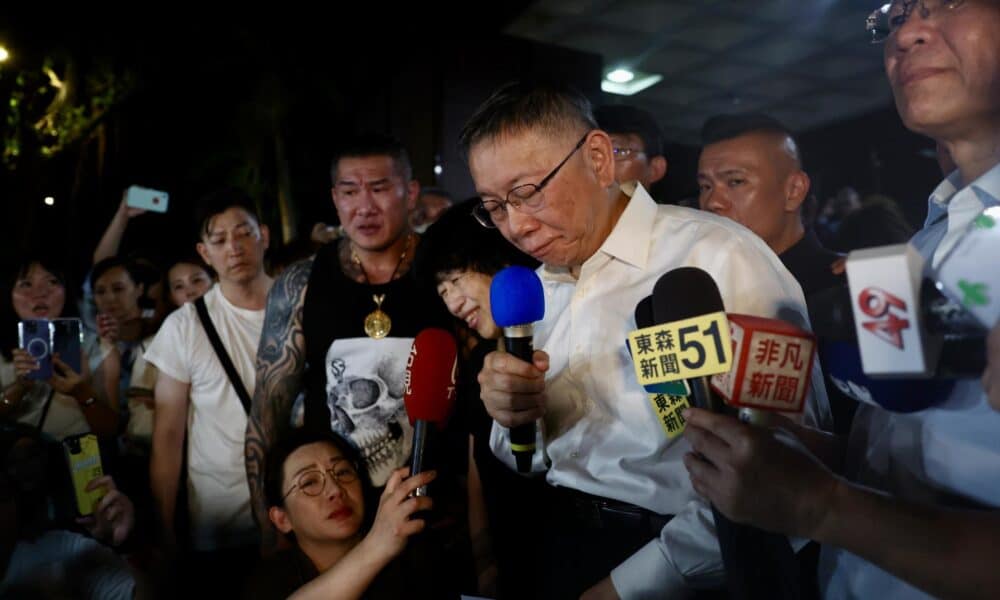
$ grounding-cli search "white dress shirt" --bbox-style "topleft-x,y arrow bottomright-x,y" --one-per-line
489,183 -> 831,598
818,162 -> 1000,600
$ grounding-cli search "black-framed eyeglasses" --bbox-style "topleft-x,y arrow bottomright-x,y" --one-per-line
282,460 -> 359,500
472,131 -> 591,228
865,0 -> 966,43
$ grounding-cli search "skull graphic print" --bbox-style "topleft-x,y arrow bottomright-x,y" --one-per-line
324,337 -> 414,486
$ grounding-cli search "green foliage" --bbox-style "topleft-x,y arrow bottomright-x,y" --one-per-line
1,56 -> 133,169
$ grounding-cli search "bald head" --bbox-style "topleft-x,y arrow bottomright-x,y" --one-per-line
697,126 -> 811,255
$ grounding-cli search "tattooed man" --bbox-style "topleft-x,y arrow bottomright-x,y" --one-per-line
245,134 -> 452,552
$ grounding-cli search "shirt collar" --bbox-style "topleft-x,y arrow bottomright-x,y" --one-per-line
596,181 -> 656,270
924,161 -> 1000,226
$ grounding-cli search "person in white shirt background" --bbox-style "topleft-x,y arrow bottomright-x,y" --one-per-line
144,188 -> 272,595
682,2 -> 1000,599
462,81 -> 830,600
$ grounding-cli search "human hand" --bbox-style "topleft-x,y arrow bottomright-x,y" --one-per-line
119,192 -> 147,219
682,408 -> 840,539
11,347 -> 41,380
77,475 -> 135,546
50,353 -> 90,398
580,576 -> 619,600
478,349 -> 549,428
97,313 -> 121,344
361,468 -> 436,563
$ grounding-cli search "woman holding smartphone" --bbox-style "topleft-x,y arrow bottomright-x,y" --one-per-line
88,256 -> 159,446
0,257 -> 118,439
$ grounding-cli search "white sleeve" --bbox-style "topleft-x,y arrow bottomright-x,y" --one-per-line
611,499 -> 724,599
143,309 -> 192,384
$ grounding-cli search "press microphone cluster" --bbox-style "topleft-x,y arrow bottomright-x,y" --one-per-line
403,328 -> 458,496
628,266 -> 807,600
627,267 -> 816,422
489,265 -> 546,473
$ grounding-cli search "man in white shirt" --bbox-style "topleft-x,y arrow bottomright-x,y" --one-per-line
145,189 -> 272,586
463,81 -> 829,599
682,2 -> 1000,599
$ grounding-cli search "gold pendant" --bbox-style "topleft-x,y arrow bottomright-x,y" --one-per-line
364,294 -> 391,339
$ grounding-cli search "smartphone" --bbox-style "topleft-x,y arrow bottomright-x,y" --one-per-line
63,433 -> 105,516
125,185 -> 169,213
18,319 -> 52,380
51,318 -> 83,375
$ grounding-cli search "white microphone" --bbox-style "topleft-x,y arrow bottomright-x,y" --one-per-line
845,243 -> 942,377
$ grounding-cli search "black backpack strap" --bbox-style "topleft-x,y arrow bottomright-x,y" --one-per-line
36,386 -> 56,432
194,296 -> 253,414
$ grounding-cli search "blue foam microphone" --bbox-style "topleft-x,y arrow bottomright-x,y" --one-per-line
490,265 -> 545,473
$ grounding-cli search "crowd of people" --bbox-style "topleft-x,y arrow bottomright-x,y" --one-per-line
3,2 -> 1000,599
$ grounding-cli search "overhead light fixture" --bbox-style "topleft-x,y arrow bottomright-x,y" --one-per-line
44,196 -> 55,206
602,68 -> 663,96
0,46 -> 9,63
606,68 -> 634,83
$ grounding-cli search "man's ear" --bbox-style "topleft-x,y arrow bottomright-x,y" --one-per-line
648,156 -> 668,185
784,171 -> 811,213
269,505 -> 294,535
585,130 -> 616,188
259,224 -> 271,251
406,180 -> 420,212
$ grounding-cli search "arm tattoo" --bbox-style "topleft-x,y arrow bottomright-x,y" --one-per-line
246,257 -> 313,551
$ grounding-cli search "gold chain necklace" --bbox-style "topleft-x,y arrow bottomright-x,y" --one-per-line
351,234 -> 412,339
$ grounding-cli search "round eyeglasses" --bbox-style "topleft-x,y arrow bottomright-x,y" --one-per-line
282,460 -> 359,500
865,0 -> 967,43
472,131 -> 591,228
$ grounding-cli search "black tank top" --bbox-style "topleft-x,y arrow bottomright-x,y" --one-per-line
301,240 -> 449,486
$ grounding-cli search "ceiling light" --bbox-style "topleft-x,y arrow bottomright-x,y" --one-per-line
602,70 -> 663,96
44,196 -> 55,206
0,46 -> 9,63
606,68 -> 635,84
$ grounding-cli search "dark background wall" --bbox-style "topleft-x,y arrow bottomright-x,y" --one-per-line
0,9 -> 939,286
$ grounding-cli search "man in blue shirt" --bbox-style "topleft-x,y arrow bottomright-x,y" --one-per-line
682,2 -> 1000,598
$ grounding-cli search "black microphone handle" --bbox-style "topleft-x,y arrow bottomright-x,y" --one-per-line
503,332 -> 536,473
686,377 -> 802,600
409,420 -> 433,496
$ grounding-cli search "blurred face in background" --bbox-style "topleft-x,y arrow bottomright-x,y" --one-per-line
93,266 -> 144,323
167,262 -> 213,306
609,133 -> 667,189
436,270 -> 499,340
197,207 -> 270,285
11,263 -> 66,320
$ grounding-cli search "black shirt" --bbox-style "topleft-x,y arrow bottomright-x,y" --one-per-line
778,229 -> 842,301
301,239 -> 451,485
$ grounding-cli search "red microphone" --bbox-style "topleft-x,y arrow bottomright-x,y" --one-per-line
709,314 -> 816,418
403,328 -> 458,495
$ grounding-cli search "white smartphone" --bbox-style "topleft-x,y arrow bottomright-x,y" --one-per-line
125,185 -> 169,213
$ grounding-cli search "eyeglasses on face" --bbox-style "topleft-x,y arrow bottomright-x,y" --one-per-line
472,131 -> 591,228
282,460 -> 359,500
865,0 -> 967,43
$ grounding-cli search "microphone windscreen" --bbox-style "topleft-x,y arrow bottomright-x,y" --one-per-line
403,328 -> 458,425
635,295 -> 654,328
818,339 -> 954,413
652,267 -> 725,323
490,265 -> 545,327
